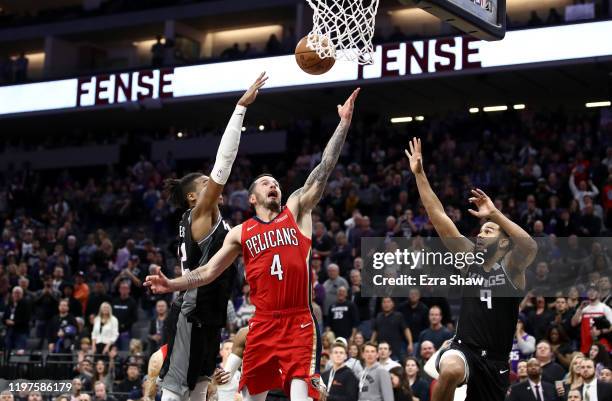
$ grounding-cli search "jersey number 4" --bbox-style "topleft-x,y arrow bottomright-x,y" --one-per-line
270,254 -> 284,281
480,289 -> 492,309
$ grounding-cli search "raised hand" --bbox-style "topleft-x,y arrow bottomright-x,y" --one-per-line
404,137 -> 424,175
467,188 -> 498,218
337,88 -> 360,121
144,266 -> 173,294
237,72 -> 268,107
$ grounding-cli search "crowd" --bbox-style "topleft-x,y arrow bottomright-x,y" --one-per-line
0,105 -> 611,401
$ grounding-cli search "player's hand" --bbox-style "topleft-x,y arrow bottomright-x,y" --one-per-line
337,88 -> 360,122
467,188 -> 498,218
144,266 -> 174,294
405,137 -> 424,175
237,72 -> 268,107
212,368 -> 231,386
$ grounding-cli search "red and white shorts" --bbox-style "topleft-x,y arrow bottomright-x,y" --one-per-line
239,308 -> 321,399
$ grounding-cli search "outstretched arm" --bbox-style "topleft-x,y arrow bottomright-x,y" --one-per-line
468,189 -> 537,273
193,73 -> 268,217
145,226 -> 242,293
287,88 -> 360,218
405,137 -> 473,253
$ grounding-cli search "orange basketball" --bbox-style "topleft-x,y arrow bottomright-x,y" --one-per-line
294,35 -> 335,75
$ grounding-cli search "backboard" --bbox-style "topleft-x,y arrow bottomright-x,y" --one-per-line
399,0 -> 506,40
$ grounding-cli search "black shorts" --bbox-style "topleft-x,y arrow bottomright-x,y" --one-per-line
161,299 -> 222,394
439,341 -> 510,401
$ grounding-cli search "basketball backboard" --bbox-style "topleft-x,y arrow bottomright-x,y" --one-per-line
399,0 -> 506,40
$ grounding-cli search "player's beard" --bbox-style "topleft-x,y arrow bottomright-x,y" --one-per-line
475,238 -> 501,264
266,198 -> 281,213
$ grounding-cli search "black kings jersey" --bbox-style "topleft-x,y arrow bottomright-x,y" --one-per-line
455,261 -> 523,359
178,209 -> 236,326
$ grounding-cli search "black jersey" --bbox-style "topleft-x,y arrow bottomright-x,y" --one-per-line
455,261 -> 523,359
177,209 -> 236,327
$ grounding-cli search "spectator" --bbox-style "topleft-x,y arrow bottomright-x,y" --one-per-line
48,298 -> 79,353
75,358 -> 94,392
112,281 -> 138,350
28,391 -> 42,401
577,358 -> 612,401
92,302 -> 119,355
116,364 -> 142,400
220,43 -> 241,59
151,36 -> 164,67
148,299 -> 168,352
511,317 -> 536,373
398,289 -> 429,346
323,264 -> 349,316
94,382 -> 117,401
546,324 -> 573,369
327,286 -> 360,340
527,11 -> 543,26
313,222 -> 334,260
71,378 -> 83,401
321,341 -> 359,401
330,232 -> 353,276
527,295 -> 554,342
377,341 -> 401,371
404,356 -> 429,401
0,391 -> 14,401
265,34 -> 282,54
86,281 -> 112,325
506,358 -> 557,401
566,389 -> 582,401
417,306 -> 452,351
372,297 -> 413,361
569,169 -> 600,210
73,272 -> 90,316
92,359 -> 114,392
535,341 -> 566,383
419,340 -> 436,366
517,360 -> 528,382
389,366 -> 414,401
600,367 -> 612,383
571,284 -> 612,354
62,282 -> 84,317
236,286 -> 256,328
589,343 -> 611,377
359,342 -> 394,401
349,269 -> 371,337
3,286 -> 31,352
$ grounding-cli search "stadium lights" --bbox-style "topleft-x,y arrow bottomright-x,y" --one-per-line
177,132 -> 183,138
513,104 -> 526,110
390,116 -> 413,123
586,101 -> 611,108
415,116 -> 425,121
483,105 -> 508,112
258,125 -> 265,131
241,126 -> 246,132
469,107 -> 480,114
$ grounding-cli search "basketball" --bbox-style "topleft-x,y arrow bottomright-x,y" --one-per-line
294,35 -> 335,75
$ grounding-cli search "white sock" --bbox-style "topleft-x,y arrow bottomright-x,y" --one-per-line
161,388 -> 184,401
223,353 -> 243,378
189,380 -> 209,401
290,379 -> 312,401
241,387 -> 267,401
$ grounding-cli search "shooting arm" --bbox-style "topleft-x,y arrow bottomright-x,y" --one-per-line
288,118 -> 351,217
489,210 -> 537,272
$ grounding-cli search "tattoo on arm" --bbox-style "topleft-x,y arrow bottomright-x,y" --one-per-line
184,270 -> 204,289
302,120 -> 350,199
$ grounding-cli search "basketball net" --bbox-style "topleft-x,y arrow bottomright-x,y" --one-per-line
306,0 -> 380,65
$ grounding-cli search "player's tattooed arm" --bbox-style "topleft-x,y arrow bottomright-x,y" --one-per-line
144,227 -> 242,293
288,88 -> 360,216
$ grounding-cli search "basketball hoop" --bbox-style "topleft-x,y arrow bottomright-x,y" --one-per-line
306,0 -> 380,65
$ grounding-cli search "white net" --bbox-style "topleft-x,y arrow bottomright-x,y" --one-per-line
306,0 -> 380,65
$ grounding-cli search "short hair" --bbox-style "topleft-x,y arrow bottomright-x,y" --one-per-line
377,341 -> 391,350
248,174 -> 276,195
331,342 -> 347,352
363,341 -> 378,351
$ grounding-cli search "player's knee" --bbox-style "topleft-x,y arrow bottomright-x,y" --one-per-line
439,357 -> 465,384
